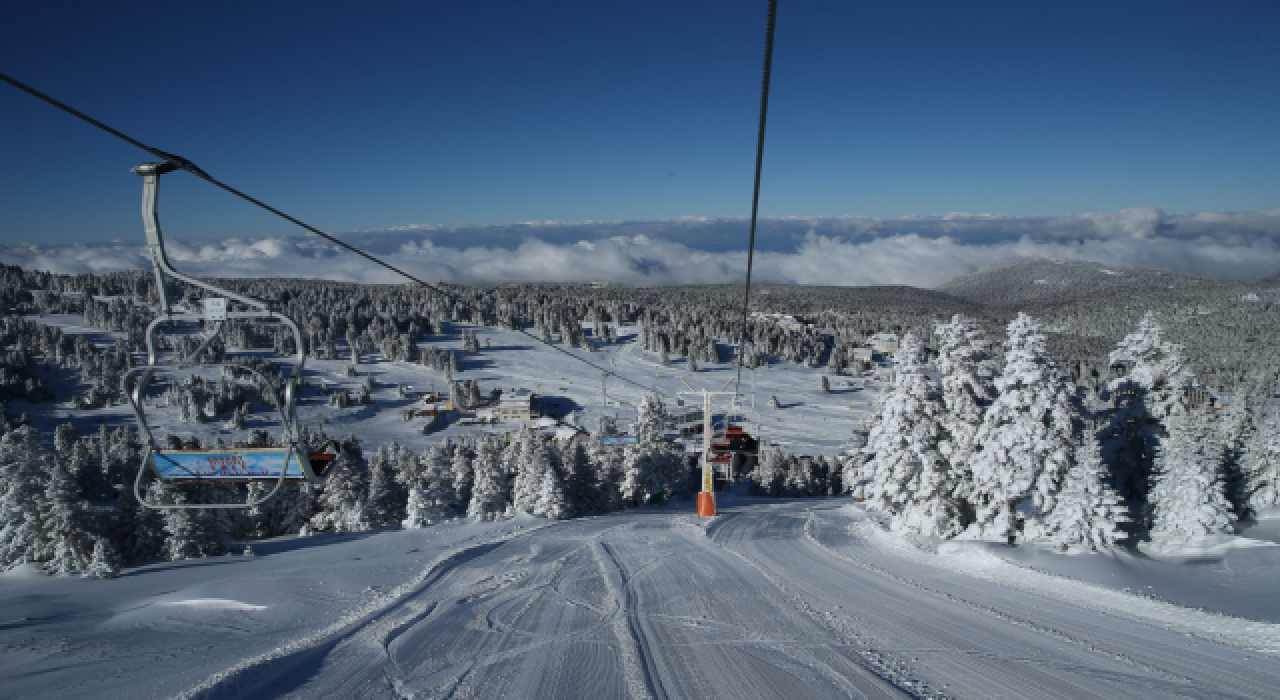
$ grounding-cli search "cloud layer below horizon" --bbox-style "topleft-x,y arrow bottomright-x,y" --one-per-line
5,208 -> 1280,288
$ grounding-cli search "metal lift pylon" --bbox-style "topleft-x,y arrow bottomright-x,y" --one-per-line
678,377 -> 738,517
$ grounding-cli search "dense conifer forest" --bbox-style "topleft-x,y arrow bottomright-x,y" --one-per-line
1,258 -> 1278,572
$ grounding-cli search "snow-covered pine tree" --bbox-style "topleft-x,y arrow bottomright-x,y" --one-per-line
859,332 -> 962,537
587,432 -> 625,512
1146,406 -> 1235,549
839,420 -> 871,498
0,426 -> 52,570
273,483 -> 317,535
467,437 -> 510,520
964,313 -> 1083,543
421,443 -> 458,515
450,443 -> 475,511
42,460 -> 98,574
621,395 -> 685,505
310,450 -> 371,532
1242,407 -> 1280,513
749,449 -> 787,497
817,455 -> 839,495
933,314 -> 997,503
403,447 -> 456,528
596,413 -> 621,438
402,486 -> 440,528
151,481 -> 233,560
82,538 -> 123,579
1039,437 -> 1128,551
560,440 -> 601,516
366,447 -> 403,527
784,454 -> 820,497
1217,386 -> 1254,517
533,446 -> 571,519
510,429 -> 545,514
1103,311 -> 1194,500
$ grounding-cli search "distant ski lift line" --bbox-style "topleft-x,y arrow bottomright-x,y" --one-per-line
0,69 -> 666,398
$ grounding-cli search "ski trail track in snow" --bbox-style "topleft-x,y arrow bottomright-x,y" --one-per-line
180,500 -> 1280,699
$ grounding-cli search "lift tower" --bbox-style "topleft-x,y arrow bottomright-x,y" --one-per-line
678,377 -> 737,517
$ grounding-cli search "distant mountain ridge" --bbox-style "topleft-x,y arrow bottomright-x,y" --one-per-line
939,258 -> 1254,309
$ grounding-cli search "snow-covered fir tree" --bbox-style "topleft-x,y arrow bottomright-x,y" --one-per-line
1147,406 -> 1236,549
310,449 -> 371,532
366,446 -> 404,527
450,443 -> 475,511
964,314 -> 1083,543
749,449 -> 787,497
1103,311 -> 1194,500
840,420 -> 871,498
0,426 -> 51,569
1038,437 -> 1128,551
42,460 -> 98,574
407,442 -> 457,526
82,538 -> 123,579
859,333 -> 962,537
933,314 -> 997,503
151,481 -> 234,560
621,395 -> 686,505
586,431 -> 625,511
467,436 -> 511,520
1241,407 -> 1280,513
1217,387 -> 1254,517
561,440 -> 602,516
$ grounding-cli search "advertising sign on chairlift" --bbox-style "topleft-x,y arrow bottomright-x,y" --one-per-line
203,297 -> 228,321
152,447 -> 305,481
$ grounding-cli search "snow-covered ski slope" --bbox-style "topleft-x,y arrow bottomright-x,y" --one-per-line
22,313 -> 873,458
3,497 -> 1279,699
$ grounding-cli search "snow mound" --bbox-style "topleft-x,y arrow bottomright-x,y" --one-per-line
159,599 -> 268,611
844,512 -> 1280,652
0,562 -> 49,579
1140,533 -> 1280,558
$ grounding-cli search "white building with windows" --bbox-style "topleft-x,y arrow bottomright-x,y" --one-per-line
492,388 -> 534,422
870,333 -> 900,354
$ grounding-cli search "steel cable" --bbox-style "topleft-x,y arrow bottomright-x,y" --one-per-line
0,70 -> 663,396
735,0 -> 779,392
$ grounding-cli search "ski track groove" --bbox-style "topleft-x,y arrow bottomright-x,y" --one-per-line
174,522 -> 555,700
700,508 -> 925,699
593,536 -> 661,700
167,502 -> 1280,700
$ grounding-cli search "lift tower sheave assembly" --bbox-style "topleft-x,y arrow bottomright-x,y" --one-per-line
679,377 -> 737,517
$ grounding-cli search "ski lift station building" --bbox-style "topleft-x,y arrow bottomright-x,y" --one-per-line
870,332 -> 900,355
492,388 -> 535,422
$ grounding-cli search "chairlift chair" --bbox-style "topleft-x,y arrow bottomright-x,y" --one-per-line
123,162 -> 328,510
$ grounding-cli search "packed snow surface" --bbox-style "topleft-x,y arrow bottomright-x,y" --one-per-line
3,497 -> 1280,699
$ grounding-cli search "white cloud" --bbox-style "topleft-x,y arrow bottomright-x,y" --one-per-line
5,208 -> 1280,288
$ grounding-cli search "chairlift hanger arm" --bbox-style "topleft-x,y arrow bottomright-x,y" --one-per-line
135,163 -> 306,379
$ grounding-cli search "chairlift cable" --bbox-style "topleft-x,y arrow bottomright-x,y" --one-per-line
735,0 -> 778,393
0,70 -> 664,397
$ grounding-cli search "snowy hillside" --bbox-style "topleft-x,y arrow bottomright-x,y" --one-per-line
4,264 -> 1280,698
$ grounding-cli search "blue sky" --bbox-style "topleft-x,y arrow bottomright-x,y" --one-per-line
1,1 -> 1278,246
